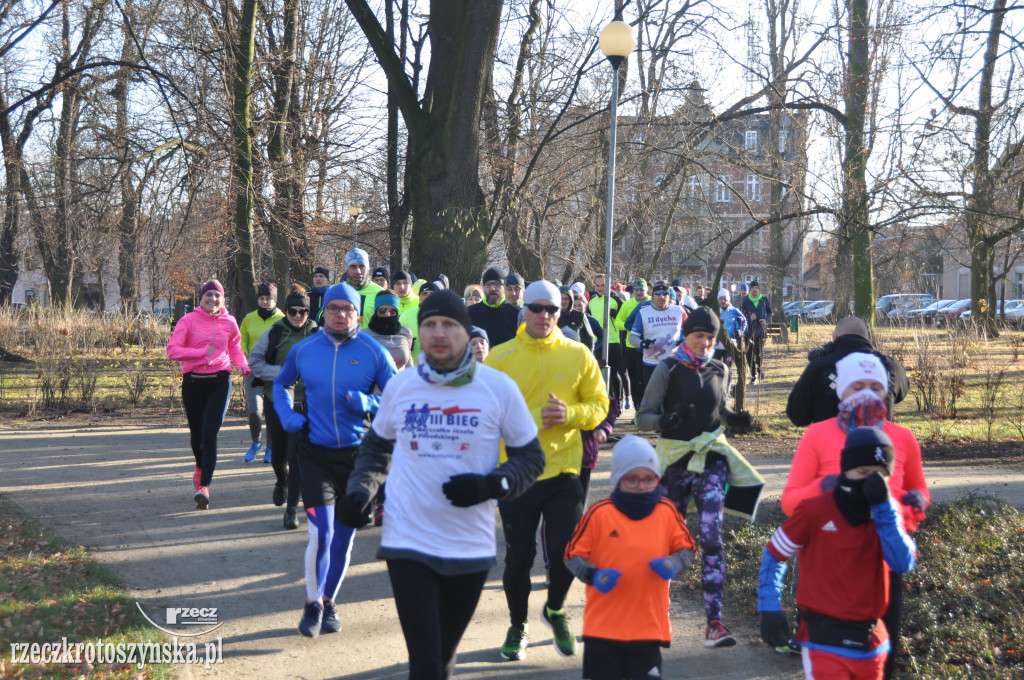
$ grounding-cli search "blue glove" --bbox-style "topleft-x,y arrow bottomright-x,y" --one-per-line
281,411 -> 307,433
819,474 -> 838,492
648,557 -> 680,581
593,568 -> 621,594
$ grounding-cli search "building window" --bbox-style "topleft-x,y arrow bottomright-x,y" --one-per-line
778,129 -> 789,154
745,130 -> 758,150
716,175 -> 732,203
24,289 -> 35,305
688,174 -> 702,202
746,174 -> 762,201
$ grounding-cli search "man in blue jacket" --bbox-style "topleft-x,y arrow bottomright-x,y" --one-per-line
274,282 -> 398,639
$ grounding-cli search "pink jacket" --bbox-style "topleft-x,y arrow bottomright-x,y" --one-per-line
781,418 -> 930,532
166,307 -> 250,376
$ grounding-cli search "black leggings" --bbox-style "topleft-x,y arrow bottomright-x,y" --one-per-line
625,347 -> 644,406
386,559 -> 488,680
883,572 -> 904,680
499,473 -> 583,624
264,400 -> 303,509
181,371 -> 231,487
745,330 -> 765,378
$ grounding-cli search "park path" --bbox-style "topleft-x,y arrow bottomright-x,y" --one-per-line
1,416 -> 1022,680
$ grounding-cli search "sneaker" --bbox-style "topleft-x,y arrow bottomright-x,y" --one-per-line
373,503 -> 384,527
499,623 -> 528,661
283,507 -> 299,530
321,599 -> 341,634
192,466 -> 201,491
298,600 -> 322,638
542,606 -> 576,657
273,482 -> 286,507
704,619 -> 736,648
244,441 -> 261,463
263,446 -> 272,464
623,397 -> 632,410
194,486 -> 210,510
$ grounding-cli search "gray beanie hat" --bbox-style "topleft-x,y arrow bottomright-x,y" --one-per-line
610,435 -> 661,488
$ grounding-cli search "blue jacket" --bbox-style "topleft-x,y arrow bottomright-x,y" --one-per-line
721,305 -> 748,339
274,330 -> 398,448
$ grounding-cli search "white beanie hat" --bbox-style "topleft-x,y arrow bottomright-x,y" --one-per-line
834,352 -> 889,398
718,289 -> 730,300
610,435 -> 661,488
523,280 -> 561,306
570,281 -> 587,297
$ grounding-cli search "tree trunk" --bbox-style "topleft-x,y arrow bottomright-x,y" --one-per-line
0,95 -> 21,306
266,0 -> 299,304
115,10 -> 139,316
845,0 -> 873,328
232,0 -> 258,309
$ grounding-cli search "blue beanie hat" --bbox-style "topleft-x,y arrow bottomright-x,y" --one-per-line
470,325 -> 489,344
375,292 -> 400,311
322,282 -> 361,313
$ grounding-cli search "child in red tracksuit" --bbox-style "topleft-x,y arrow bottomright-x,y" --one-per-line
565,435 -> 696,680
757,427 -> 917,679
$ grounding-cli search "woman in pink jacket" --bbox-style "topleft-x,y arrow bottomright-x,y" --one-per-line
166,280 -> 251,509
781,351 -> 928,680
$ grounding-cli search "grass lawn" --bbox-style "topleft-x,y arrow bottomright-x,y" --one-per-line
0,496 -> 173,679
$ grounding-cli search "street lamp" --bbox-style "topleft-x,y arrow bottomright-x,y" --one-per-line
349,205 -> 362,248
598,18 -> 635,395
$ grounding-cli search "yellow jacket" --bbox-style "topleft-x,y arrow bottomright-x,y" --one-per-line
486,325 -> 609,480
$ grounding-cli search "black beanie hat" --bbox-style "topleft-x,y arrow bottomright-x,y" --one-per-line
314,267 -> 330,279
420,281 -> 441,294
482,267 -> 505,285
372,266 -> 390,282
841,427 -> 894,475
257,282 -> 277,299
670,278 -> 683,287
393,270 -> 410,283
683,306 -> 721,337
506,272 -> 525,287
285,285 -> 310,310
418,290 -> 472,333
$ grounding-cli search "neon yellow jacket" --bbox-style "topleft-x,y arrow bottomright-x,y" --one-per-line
588,294 -> 620,344
486,325 -> 609,480
617,297 -> 644,349
239,308 -> 285,356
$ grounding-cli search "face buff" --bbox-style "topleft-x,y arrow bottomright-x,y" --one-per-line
836,389 -> 887,434
416,344 -> 476,387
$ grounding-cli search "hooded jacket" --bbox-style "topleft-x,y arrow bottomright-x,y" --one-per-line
239,307 -> 285,356
786,334 -> 909,426
485,325 -> 609,480
166,307 -> 249,375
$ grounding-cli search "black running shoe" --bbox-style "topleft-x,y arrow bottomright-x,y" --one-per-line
298,600 -> 322,638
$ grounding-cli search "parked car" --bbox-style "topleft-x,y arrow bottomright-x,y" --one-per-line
935,299 -> 972,325
904,299 -> 956,325
886,297 -> 935,322
875,293 -> 935,322
961,300 -> 1024,323
783,300 -> 805,315
803,300 -> 835,321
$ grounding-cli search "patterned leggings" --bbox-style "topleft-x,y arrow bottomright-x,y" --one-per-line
662,456 -> 728,622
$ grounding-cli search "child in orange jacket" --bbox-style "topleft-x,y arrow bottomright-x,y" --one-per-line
565,435 -> 696,680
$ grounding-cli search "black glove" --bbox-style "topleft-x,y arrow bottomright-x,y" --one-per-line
863,471 -> 890,506
337,491 -> 371,528
658,402 -> 693,430
442,473 -> 503,507
724,410 -> 753,428
760,611 -> 791,648
640,339 -> 654,349
250,376 -> 264,387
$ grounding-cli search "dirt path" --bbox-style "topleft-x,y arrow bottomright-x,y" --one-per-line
1,416 -> 1021,680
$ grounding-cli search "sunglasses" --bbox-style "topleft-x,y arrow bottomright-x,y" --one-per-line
653,290 -> 670,296
287,307 -> 309,316
526,303 -> 559,315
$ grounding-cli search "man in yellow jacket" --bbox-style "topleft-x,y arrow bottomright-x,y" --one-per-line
485,279 -> 609,662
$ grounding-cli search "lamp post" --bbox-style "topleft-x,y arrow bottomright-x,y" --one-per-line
349,204 -> 362,248
598,18 -> 635,395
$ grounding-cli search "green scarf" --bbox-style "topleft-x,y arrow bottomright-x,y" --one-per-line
483,295 -> 506,308
747,292 -> 762,305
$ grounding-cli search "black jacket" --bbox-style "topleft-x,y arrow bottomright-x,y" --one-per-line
786,334 -> 909,426
468,301 -> 521,347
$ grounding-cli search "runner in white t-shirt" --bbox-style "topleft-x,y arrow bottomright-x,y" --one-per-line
339,290 -> 545,679
628,280 -> 686,407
